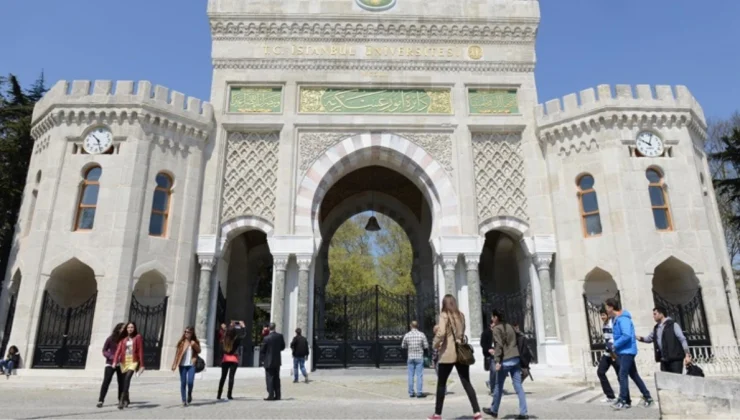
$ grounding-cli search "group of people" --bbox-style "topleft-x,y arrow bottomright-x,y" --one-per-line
595,298 -> 692,410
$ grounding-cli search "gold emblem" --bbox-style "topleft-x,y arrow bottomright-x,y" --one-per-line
468,45 -> 483,60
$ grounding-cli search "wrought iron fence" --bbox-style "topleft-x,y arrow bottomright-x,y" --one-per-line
128,295 -> 168,370
652,288 -> 711,347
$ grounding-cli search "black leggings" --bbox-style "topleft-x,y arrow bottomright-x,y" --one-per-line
218,362 -> 238,398
435,363 -> 480,415
98,366 -> 123,403
121,370 -> 135,397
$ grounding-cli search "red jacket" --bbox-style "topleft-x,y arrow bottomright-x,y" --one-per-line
113,334 -> 145,369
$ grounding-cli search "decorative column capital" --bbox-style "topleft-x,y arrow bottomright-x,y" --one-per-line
198,255 -> 218,271
296,255 -> 312,271
464,254 -> 480,271
273,256 -> 289,271
441,255 -> 458,270
534,252 -> 553,272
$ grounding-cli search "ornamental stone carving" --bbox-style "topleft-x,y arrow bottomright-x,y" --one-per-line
299,132 -> 356,172
222,132 -> 279,223
401,132 -> 453,173
472,132 -> 527,222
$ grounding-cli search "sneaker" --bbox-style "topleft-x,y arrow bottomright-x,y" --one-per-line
293,379 -> 299,383
96,402 -> 103,408
473,413 -> 483,420
601,397 -> 616,403
611,400 -> 631,410
427,415 -> 442,420
410,393 -> 416,398
482,407 -> 498,418
640,397 -> 654,408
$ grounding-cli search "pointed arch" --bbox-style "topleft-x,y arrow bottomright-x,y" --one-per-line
644,249 -> 702,275
583,267 -> 619,304
42,252 -> 105,278
44,258 -> 98,308
219,215 -> 274,254
478,216 -> 529,239
132,260 -> 174,285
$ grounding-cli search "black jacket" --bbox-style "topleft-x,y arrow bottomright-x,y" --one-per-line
653,319 -> 685,362
290,335 -> 310,358
260,331 -> 285,369
480,328 -> 493,363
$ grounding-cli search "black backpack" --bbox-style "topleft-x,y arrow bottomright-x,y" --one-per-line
686,363 -> 704,377
516,332 -> 533,369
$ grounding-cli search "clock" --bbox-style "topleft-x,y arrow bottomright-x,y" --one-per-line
635,131 -> 664,157
83,127 -> 113,154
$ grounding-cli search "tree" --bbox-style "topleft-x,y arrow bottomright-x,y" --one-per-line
374,213 -> 414,294
327,214 -> 379,296
0,74 -> 47,284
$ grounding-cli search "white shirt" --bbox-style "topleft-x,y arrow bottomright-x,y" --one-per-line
180,344 -> 192,367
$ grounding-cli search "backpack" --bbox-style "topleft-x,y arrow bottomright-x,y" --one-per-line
516,332 -> 533,369
686,363 -> 704,377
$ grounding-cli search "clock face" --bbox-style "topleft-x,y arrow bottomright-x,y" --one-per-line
635,131 -> 664,157
83,127 -> 113,154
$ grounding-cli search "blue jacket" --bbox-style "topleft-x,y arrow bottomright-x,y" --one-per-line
612,310 -> 638,355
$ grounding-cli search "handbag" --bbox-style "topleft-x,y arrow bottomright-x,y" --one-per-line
447,316 -> 475,366
195,356 -> 206,373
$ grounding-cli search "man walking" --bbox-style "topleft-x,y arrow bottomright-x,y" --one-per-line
605,298 -> 654,410
638,307 -> 691,374
484,309 -> 528,420
260,322 -> 285,401
480,317 -> 495,395
290,328 -> 310,383
401,320 -> 428,398
596,307 -> 619,403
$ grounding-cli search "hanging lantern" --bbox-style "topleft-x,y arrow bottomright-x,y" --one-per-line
365,215 -> 381,232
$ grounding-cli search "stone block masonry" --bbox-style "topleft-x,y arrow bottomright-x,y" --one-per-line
655,371 -> 740,419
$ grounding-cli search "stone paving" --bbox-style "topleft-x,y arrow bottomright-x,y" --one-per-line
0,368 -> 660,419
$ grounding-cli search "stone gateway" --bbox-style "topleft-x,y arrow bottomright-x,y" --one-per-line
1,0 -> 739,374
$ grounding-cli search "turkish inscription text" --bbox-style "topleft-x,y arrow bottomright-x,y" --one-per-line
299,88 -> 452,114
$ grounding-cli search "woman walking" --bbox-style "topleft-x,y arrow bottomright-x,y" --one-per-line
97,323 -> 125,407
217,320 -> 245,400
428,294 -> 482,420
112,322 -> 145,410
172,326 -> 201,407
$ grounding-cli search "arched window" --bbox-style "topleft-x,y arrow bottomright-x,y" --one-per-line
75,166 -> 102,231
577,174 -> 602,237
149,173 -> 172,237
646,168 -> 673,231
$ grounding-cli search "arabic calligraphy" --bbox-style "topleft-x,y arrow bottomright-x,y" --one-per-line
468,90 -> 519,115
299,88 -> 452,114
229,87 -> 283,113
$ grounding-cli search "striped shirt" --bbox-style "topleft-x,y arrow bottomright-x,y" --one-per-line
401,329 -> 429,360
603,318 -> 614,351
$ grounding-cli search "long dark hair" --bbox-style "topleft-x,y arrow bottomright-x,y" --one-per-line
177,326 -> 199,347
7,345 -> 18,356
111,323 -> 125,344
222,327 -> 237,353
119,322 -> 138,340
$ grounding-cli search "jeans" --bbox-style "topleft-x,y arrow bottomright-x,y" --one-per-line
616,354 -> 652,405
218,362 -> 238,398
179,365 -> 195,402
596,355 -> 619,399
490,359 -> 527,416
487,358 -> 499,394
98,366 -> 123,403
407,358 -> 424,396
0,360 -> 15,374
293,357 -> 308,381
435,363 -> 480,416
660,360 -> 683,374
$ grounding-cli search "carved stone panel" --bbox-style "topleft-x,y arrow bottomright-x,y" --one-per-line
471,133 -> 527,222
222,132 -> 279,223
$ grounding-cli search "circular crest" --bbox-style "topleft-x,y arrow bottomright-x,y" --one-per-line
356,0 -> 397,12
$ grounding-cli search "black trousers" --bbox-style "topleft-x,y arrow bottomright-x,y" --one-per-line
596,355 -> 619,399
218,362 -> 238,398
121,370 -> 135,399
265,367 -> 281,399
660,360 -> 684,374
98,366 -> 123,403
435,363 -> 480,416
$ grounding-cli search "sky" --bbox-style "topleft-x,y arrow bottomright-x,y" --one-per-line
2,0 -> 739,120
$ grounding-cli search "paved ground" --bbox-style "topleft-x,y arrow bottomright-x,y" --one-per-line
0,368 -> 660,419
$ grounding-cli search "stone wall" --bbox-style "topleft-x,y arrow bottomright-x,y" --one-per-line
656,372 -> 740,419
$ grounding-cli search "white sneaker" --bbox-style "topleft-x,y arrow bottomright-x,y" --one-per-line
601,397 -> 616,403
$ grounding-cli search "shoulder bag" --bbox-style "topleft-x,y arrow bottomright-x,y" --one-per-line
447,315 -> 475,366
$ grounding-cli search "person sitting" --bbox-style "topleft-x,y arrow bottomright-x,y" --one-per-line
0,346 -> 20,377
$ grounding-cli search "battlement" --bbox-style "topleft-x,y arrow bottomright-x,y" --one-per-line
536,84 -> 706,130
32,80 -> 214,128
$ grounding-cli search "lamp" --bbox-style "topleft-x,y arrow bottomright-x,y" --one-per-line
365,179 -> 382,232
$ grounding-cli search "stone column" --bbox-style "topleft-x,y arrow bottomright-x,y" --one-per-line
296,256 -> 312,335
271,257 -> 288,334
441,256 -> 457,299
465,254 -> 483,339
196,256 -> 217,343
534,253 -> 557,340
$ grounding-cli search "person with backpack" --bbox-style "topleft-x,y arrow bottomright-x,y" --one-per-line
511,323 -> 533,382
483,309 -> 528,420
637,306 -> 691,374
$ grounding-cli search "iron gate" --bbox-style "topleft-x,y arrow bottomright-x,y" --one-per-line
0,294 -> 17,357
313,285 -> 437,369
33,291 -> 97,368
653,288 -> 711,347
481,284 -> 538,363
583,291 -> 621,351
128,295 -> 168,370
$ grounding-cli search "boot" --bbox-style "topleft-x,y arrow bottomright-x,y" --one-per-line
123,392 -> 130,408
187,390 -> 192,404
117,397 -> 124,410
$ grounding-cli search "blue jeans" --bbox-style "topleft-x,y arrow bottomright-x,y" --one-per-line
293,357 -> 307,381
179,365 -> 195,402
487,358 -> 499,393
407,358 -> 424,396
490,358 -> 527,416
0,360 -> 14,374
616,354 -> 651,405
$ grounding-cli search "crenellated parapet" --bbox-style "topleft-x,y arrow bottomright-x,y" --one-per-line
536,84 -> 707,145
31,80 -> 214,141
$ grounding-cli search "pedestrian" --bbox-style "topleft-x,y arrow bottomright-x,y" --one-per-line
401,320 -> 429,398
480,317 -> 495,395
112,322 -> 145,410
218,320 -> 245,400
0,345 -> 20,378
260,322 -> 285,401
290,327 -> 310,384
637,306 -> 691,374
605,298 -> 654,410
431,325 -> 446,395
96,323 -> 125,407
483,309 -> 528,420
596,307 -> 619,403
427,294 -> 482,420
172,326 -> 201,407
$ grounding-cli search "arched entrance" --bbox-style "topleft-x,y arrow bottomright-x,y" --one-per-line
582,267 -> 619,353
33,258 -> 97,369
216,229 -> 273,367
130,270 -> 168,370
312,166 -> 437,368
479,230 -> 537,362
0,269 -> 21,357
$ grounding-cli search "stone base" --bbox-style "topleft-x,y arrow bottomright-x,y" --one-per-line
539,340 -> 570,367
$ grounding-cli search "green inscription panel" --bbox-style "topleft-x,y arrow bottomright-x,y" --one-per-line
229,87 -> 283,113
468,89 -> 519,114
299,87 -> 452,114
